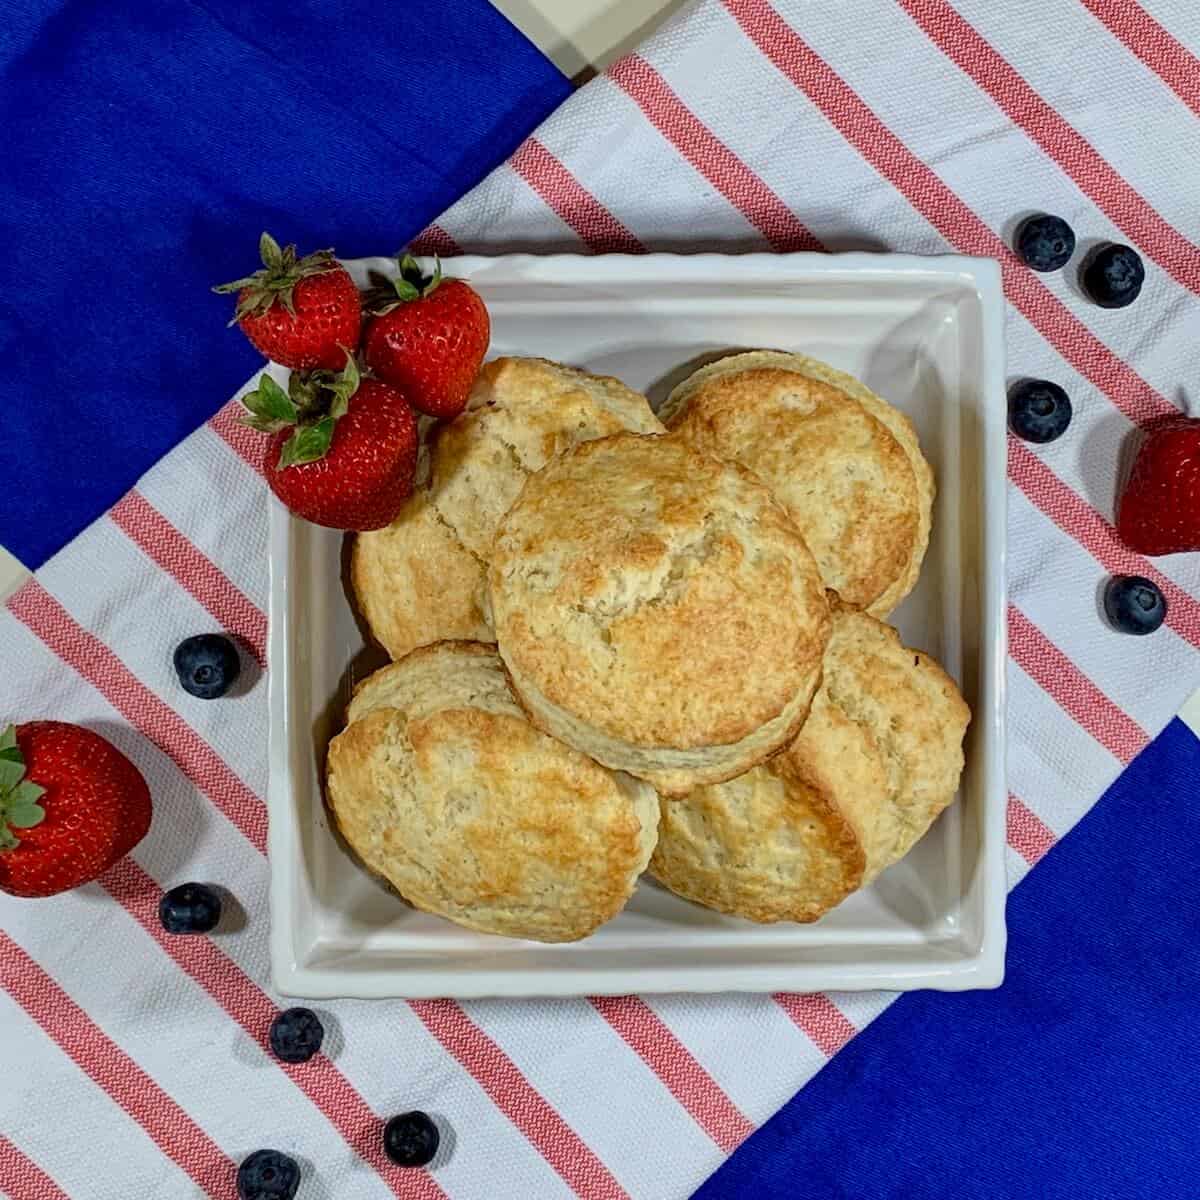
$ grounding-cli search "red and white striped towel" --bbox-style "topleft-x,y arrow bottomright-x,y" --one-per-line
3,1 -> 1200,1196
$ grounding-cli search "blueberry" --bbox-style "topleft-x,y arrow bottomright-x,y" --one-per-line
1104,576 -> 1166,635
269,1007 -> 325,1064
383,1111 -> 440,1168
1083,243 -> 1145,308
158,882 -> 222,934
1008,379 -> 1072,443
1015,213 -> 1075,272
174,634 -> 240,699
237,1149 -> 300,1200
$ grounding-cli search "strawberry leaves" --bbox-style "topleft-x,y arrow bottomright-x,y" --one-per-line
214,231 -> 338,323
1,725 -> 45,851
279,418 -> 336,468
310,352 -> 359,421
259,230 -> 285,271
367,254 -> 443,316
243,353 -> 361,469
241,374 -> 299,433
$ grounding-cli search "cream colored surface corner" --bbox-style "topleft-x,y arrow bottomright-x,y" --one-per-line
0,546 -> 27,602
489,0 -> 688,79
1178,690 -> 1200,740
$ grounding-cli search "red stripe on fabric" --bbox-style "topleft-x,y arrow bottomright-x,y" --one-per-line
202,390 -> 733,1193
12,576 -> 622,1193
1007,794 -> 1057,866
6,580 -> 267,854
721,0 -> 1177,429
3,580 -> 491,1198
208,400 -> 266,473
1078,0 -> 1200,119
1008,439 -> 1200,651
410,1000 -> 630,1200
96,859 -> 448,1200
608,54 -> 822,253
772,993 -> 857,1056
510,138 -> 644,253
1008,604 -> 1150,763
0,1136 -> 72,1200
589,996 -> 754,1153
110,491 -> 267,665
409,223 -> 463,257
0,932 -> 238,1199
900,0 -> 1200,295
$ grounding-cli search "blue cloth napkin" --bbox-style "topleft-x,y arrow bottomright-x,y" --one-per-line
696,715 -> 1200,1200
0,0 -> 569,567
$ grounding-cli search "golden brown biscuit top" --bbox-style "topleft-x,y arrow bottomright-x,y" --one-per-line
350,357 -> 663,663
328,641 -> 659,942
348,639 -> 515,723
650,752 -> 867,924
432,357 -> 664,559
489,432 -> 831,749
786,685 -> 893,875
669,364 -> 919,612
351,490 -> 492,661
790,609 -> 970,878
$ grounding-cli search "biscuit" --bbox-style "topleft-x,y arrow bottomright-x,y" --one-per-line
489,432 -> 831,796
791,608 -> 970,880
350,489 -> 492,658
648,755 -> 870,923
649,609 -> 969,922
353,357 -> 664,660
663,350 -> 934,617
326,641 -> 660,943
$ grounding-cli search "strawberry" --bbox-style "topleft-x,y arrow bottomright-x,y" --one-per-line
242,355 -> 418,531
0,722 -> 151,898
1118,417 -> 1200,556
363,254 -> 489,419
214,232 -> 361,370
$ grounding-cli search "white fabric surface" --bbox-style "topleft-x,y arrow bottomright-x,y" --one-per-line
3,1 -> 1199,1197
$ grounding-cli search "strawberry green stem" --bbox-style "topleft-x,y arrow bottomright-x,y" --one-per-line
240,352 -> 361,469
0,724 -> 45,852
212,232 -> 339,323
366,253 -> 443,315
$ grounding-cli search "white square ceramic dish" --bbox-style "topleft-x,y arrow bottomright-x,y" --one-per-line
267,251 -> 1007,999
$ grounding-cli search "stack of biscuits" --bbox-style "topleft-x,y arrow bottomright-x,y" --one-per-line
328,352 -> 970,942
